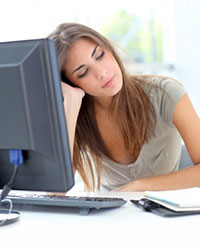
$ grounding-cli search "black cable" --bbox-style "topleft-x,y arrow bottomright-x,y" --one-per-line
0,150 -> 23,202
0,150 -> 23,226
0,165 -> 19,202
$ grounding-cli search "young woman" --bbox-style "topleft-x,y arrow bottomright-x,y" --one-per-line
48,23 -> 200,192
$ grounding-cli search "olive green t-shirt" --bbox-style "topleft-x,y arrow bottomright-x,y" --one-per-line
101,76 -> 186,191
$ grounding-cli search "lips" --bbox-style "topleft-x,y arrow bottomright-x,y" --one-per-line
102,76 -> 114,88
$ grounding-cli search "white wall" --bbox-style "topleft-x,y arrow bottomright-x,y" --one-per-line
1,0 -> 199,114
173,0 -> 200,114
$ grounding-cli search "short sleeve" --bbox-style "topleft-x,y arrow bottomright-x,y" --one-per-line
146,77 -> 186,127
157,77 -> 186,126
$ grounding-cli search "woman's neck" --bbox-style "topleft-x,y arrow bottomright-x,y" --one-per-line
94,96 -> 112,113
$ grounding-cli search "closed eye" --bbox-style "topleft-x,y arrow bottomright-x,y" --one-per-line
78,69 -> 88,78
96,51 -> 105,60
77,51 -> 104,78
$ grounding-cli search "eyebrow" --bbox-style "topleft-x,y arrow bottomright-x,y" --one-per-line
72,45 -> 99,74
91,44 -> 98,58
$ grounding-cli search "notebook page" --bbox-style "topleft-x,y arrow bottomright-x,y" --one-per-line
144,187 -> 200,208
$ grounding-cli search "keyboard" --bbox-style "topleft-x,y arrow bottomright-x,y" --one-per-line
7,193 -> 127,215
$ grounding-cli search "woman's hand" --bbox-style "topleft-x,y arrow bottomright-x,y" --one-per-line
61,82 -> 85,160
61,81 -> 85,108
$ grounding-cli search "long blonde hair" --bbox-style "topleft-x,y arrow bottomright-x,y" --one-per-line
48,23 -> 156,191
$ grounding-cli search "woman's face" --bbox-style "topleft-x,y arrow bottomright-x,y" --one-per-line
64,38 -> 123,98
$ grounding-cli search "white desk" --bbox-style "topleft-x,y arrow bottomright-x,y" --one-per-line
1,191 -> 199,250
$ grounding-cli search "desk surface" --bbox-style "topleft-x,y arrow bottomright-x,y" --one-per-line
1,191 -> 199,250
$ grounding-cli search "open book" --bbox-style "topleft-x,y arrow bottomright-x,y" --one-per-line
144,187 -> 200,212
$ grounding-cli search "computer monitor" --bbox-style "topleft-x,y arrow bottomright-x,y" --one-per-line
0,38 -> 74,192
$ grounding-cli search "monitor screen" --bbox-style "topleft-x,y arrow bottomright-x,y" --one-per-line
0,38 -> 74,192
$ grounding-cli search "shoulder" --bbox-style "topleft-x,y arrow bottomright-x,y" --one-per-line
133,74 -> 186,100
133,75 -> 187,126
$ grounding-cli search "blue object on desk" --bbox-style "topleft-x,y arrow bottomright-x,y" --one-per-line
0,150 -> 24,201
9,150 -> 24,167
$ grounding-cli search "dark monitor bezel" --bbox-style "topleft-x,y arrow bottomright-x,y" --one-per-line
0,38 -> 74,192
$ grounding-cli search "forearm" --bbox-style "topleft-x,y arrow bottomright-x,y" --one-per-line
61,82 -> 85,167
114,164 -> 200,192
63,99 -> 80,160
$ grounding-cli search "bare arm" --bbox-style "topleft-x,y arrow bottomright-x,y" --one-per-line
114,94 -> 200,191
61,82 -> 85,172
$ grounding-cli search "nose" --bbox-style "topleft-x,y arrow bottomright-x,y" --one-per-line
95,64 -> 107,80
